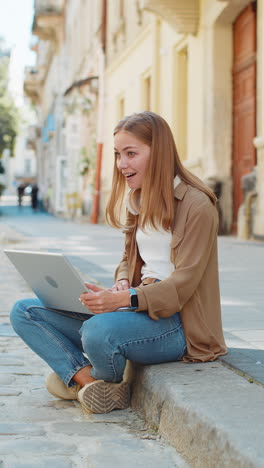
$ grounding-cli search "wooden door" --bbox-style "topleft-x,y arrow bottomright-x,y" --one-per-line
232,2 -> 256,229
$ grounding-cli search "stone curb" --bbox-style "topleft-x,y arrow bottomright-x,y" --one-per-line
126,361 -> 264,468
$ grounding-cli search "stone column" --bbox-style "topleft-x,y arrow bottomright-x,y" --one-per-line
253,0 -> 264,237
201,4 -> 233,233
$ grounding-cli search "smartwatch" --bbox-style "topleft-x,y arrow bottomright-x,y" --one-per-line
128,288 -> 138,310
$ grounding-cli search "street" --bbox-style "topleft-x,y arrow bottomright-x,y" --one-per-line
0,196 -> 264,467
0,197 -> 188,468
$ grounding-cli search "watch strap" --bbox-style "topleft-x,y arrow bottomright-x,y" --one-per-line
128,288 -> 138,310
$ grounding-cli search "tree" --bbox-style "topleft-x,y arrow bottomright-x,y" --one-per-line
0,44 -> 18,158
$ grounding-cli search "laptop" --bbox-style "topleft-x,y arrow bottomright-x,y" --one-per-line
4,249 -> 96,314
5,249 -> 133,315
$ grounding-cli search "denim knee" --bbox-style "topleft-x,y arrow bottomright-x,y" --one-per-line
80,314 -> 107,354
10,299 -> 26,330
9,298 -> 35,335
80,314 -> 126,382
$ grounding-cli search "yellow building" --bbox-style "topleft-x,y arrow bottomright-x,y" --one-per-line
100,0 -> 264,240
24,0 -> 264,239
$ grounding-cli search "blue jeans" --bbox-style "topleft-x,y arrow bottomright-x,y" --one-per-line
10,298 -> 186,387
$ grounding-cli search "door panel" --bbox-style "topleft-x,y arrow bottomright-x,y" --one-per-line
232,3 -> 256,228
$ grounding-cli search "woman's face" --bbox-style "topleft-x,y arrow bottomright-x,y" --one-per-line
114,131 -> 151,190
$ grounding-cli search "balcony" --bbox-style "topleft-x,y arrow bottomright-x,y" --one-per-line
32,0 -> 64,43
26,125 -> 41,150
24,67 -> 43,102
141,0 -> 199,35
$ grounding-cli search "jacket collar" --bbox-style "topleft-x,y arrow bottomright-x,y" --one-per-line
174,180 -> 188,200
126,177 -> 188,215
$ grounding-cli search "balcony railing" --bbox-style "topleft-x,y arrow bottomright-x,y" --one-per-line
141,0 -> 199,35
35,0 -> 64,15
24,67 -> 43,102
33,0 -> 64,42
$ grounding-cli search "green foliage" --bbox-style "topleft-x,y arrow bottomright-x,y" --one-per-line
0,53 -> 19,157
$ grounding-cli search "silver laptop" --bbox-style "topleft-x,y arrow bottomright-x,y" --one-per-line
5,249 -> 132,315
4,249 -> 95,314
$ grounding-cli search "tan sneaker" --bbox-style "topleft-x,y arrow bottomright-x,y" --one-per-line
45,372 -> 81,400
78,380 -> 130,414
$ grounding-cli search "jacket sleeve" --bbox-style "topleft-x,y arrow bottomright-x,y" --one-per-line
114,249 -> 129,282
135,200 -> 219,320
114,211 -> 136,282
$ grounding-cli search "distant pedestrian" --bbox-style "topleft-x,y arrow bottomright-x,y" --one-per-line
10,111 -> 227,415
17,183 -> 25,207
31,184 -> 39,210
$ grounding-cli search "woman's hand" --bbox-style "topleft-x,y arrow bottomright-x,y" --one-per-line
80,283 -> 130,314
111,279 -> 130,292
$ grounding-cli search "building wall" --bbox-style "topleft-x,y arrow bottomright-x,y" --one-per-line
100,0 -> 226,221
25,0 -> 264,238
101,19 -> 156,218
28,0 -> 102,217
100,0 -> 261,236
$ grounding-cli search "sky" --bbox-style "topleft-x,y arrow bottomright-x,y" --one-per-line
0,0 -> 36,70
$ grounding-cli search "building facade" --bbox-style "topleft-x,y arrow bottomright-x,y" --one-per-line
1,44 -> 37,196
24,0 -> 103,217
25,0 -> 264,239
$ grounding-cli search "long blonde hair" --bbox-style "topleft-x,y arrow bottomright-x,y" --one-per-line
106,111 -> 216,231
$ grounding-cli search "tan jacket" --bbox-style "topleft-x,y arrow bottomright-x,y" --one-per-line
115,181 -> 227,362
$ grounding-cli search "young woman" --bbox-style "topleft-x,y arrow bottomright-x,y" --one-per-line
10,111 -> 227,414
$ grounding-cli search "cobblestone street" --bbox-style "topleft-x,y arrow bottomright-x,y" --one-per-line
0,198 -> 188,468
1,197 -> 264,467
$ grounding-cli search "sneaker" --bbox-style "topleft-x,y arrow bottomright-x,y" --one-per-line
78,380 -> 130,414
45,372 -> 81,400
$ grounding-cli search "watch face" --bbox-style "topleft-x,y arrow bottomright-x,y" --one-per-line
130,294 -> 138,308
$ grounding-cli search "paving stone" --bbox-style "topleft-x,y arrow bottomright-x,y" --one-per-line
0,375 -> 15,385
2,458 -> 73,468
0,423 -> 45,436
0,324 -> 17,337
0,361 -> 24,367
0,439 -> 77,456
0,404 -> 79,423
51,421 -> 133,437
0,367 -> 40,375
0,389 -> 21,396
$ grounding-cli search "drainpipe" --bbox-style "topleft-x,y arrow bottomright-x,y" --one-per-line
91,0 -> 106,224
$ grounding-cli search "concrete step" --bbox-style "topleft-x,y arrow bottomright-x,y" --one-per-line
126,360 -> 264,468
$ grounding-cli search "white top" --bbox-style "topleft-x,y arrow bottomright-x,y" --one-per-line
136,227 -> 174,280
127,176 -> 181,281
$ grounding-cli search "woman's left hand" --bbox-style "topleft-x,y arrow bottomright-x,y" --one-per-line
79,283 -> 129,314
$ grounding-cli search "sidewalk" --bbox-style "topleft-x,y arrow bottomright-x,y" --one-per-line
1,198 -> 264,467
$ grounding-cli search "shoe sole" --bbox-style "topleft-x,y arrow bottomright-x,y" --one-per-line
79,381 -> 130,414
